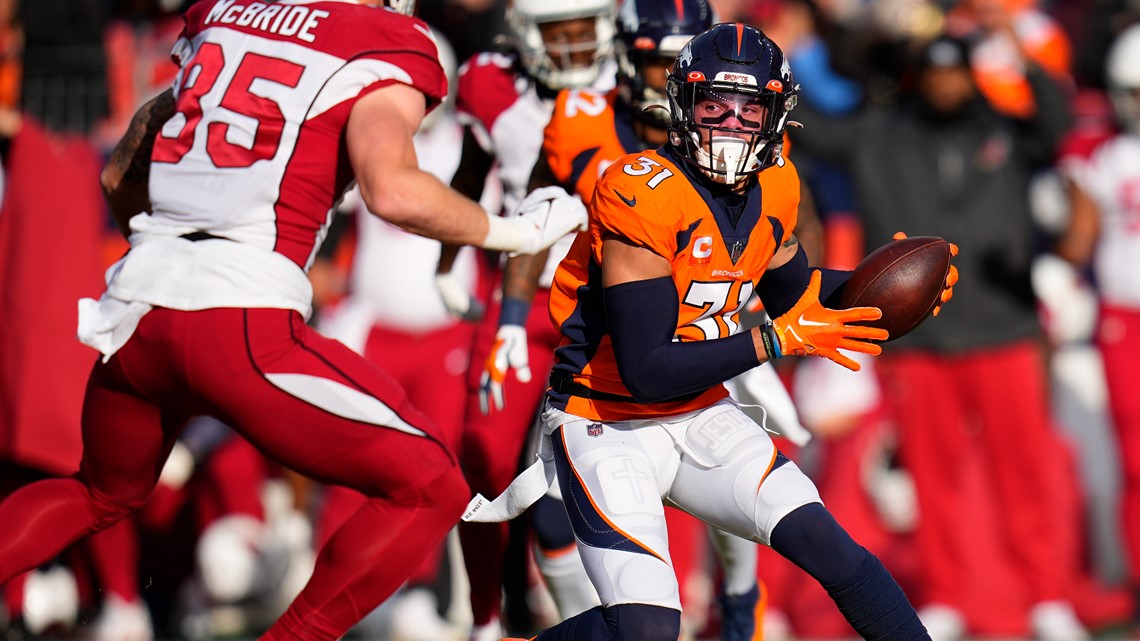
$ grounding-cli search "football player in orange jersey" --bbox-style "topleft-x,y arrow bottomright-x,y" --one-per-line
468,23 -> 945,641
482,2 -> 809,640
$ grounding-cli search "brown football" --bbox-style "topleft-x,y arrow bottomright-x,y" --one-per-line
838,236 -> 952,342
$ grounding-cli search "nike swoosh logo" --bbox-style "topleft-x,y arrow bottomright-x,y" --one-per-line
797,313 -> 828,327
614,189 -> 636,208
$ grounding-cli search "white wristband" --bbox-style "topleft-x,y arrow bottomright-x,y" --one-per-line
481,212 -> 533,253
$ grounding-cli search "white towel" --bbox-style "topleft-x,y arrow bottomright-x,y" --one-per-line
76,295 -> 153,363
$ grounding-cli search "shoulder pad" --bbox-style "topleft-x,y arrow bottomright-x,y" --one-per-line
456,52 -> 522,132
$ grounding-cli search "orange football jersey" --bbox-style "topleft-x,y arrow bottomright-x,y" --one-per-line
544,88 -> 642,201
548,146 -> 800,422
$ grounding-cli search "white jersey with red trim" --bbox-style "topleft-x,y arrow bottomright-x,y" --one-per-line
1064,133 -> 1140,308
117,0 -> 446,317
455,51 -> 614,288
347,112 -> 479,336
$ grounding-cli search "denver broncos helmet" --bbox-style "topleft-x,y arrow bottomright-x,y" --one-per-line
666,23 -> 798,184
615,0 -> 713,127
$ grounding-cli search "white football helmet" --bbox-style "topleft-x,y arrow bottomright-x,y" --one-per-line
506,0 -> 616,90
359,0 -> 415,16
386,0 -> 415,16
1107,23 -> 1140,135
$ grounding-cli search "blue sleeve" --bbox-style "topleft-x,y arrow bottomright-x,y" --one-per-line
757,246 -> 852,318
757,246 -> 810,318
605,277 -> 760,403
816,267 -> 851,308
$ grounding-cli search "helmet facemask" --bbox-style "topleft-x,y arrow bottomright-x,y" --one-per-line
1107,25 -> 1140,136
669,81 -> 797,184
508,3 -> 616,90
617,45 -> 675,127
1110,87 -> 1140,136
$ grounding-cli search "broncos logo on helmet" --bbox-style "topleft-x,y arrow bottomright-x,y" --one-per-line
666,23 -> 798,184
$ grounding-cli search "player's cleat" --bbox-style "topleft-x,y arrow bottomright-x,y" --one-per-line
388,588 -> 457,641
719,583 -> 760,641
1029,601 -> 1090,641
917,604 -> 965,641
22,565 -> 79,636
762,608 -> 793,641
469,620 -> 503,641
93,594 -> 154,641
197,514 -> 266,603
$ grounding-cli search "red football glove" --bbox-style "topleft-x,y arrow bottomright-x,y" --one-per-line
766,271 -> 889,371
891,232 -> 959,317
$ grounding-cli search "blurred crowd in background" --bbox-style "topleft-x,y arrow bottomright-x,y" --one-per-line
1,0 -> 1139,640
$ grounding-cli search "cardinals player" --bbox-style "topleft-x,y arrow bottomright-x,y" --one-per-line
1062,24 -> 1140,622
0,2 -> 585,640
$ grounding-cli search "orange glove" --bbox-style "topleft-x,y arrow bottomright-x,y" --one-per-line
764,271 -> 889,371
891,232 -> 959,317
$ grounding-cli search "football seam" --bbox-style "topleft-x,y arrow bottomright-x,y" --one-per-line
908,251 -> 953,331
844,244 -> 931,307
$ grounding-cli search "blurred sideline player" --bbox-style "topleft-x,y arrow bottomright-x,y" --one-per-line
432,2 -> 620,640
471,23 -> 949,641
310,29 -> 481,641
1062,24 -> 1140,622
0,1 -> 588,640
946,0 -> 1072,118
505,1 -> 814,639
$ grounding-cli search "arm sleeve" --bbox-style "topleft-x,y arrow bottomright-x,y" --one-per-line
756,246 -> 852,318
605,277 -> 760,403
757,245 -> 811,318
816,267 -> 852,308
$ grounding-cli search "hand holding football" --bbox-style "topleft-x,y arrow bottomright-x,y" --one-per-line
838,236 -> 954,341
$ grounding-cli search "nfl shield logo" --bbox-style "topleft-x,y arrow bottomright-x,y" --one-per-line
586,423 -> 604,437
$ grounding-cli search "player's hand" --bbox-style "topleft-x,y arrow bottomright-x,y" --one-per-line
934,243 -> 958,317
479,324 -> 531,414
893,232 -> 959,317
768,271 -> 889,371
509,186 -> 588,257
434,271 -> 485,321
